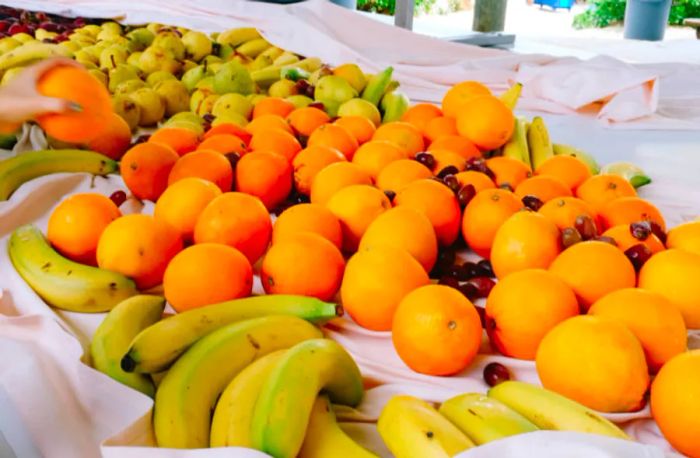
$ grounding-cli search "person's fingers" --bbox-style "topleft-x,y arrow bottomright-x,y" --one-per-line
35,96 -> 78,114
24,57 -> 82,82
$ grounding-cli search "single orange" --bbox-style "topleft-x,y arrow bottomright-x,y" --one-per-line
427,135 -> 481,160
538,197 -> 597,232
204,123 -> 252,145
375,159 -> 433,193
400,103 -> 443,132
168,150 -> 233,193
154,177 -> 222,242
235,151 -> 292,210
272,203 -> 343,250
575,174 -> 637,211
462,188 -> 523,259
454,171 -> 496,193
326,184 -> 392,252
197,134 -> 247,155
310,162 -> 373,206
536,155 -> 592,192
455,95 -> 514,151
252,97 -> 295,119
351,140 -> 405,180
308,123 -> 359,160
287,106 -> 330,137
423,116 -> 458,143
598,196 -> 666,232
249,128 -> 302,162
486,156 -> 532,189
666,220 -> 700,256
292,145 -> 346,195
246,114 -> 294,136
149,127 -> 200,156
602,224 -> 665,254
441,80 -> 492,119
514,175 -> 572,203
372,122 -> 425,158
333,116 -> 376,145
87,112 -> 131,160
120,142 -> 179,202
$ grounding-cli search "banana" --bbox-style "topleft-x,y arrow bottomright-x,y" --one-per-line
488,381 -> 629,439
553,143 -> 602,175
380,90 -> 410,123
502,116 -> 530,166
361,66 -> 394,106
438,393 -> 538,445
0,42 -> 72,71
281,66 -> 310,82
210,350 -> 287,447
90,295 -> 165,397
299,395 -> 379,458
600,161 -> 651,188
0,149 -> 118,201
122,295 -> 341,374
526,116 -> 554,170
236,38 -> 271,59
378,395 -> 474,458
273,52 -> 300,68
8,225 -> 137,313
259,46 -> 285,61
153,316 -> 322,449
216,27 -> 261,47
499,82 -> 523,110
248,54 -> 274,72
251,65 -> 281,88
294,57 -> 323,73
251,339 -> 364,458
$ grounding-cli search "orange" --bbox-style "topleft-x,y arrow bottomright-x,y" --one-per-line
272,203 -> 343,250
197,134 -> 247,156
310,162 -> 373,206
549,241 -> 636,311
341,245 -> 430,331
36,66 -> 111,143
394,179 -> 461,247
601,224 -> 665,254
514,175 -> 572,203
589,288 -> 687,373
308,123 -> 359,160
454,170 -> 495,193
462,188 -> 523,258
430,149 -> 467,173
287,106 -> 330,137
485,269 -> 579,360
194,192 -> 272,264
651,350 -> 700,457
120,142 -> 179,202
154,177 -> 222,242
400,103 -> 443,132
168,150 -> 233,193
427,135 -> 481,160
486,156 -> 532,189
666,220 -> 700,256
598,196 -> 666,232
372,122 -> 424,158
423,116 -> 458,143
87,113 -> 131,160
96,214 -> 183,290
326,184 -> 392,252
535,155 -> 592,192
575,174 -> 636,211
351,140 -> 404,180
441,80 -> 492,119
455,95 -> 514,151
204,123 -> 252,145
375,159 -> 432,193
359,206 -> 438,273
246,114 -> 294,136
149,127 -> 200,156
163,243 -> 253,312
333,116 -> 376,145
536,315 -> 649,413
538,197 -> 597,232
252,97 -> 295,119
392,284 -> 482,375
491,211 -> 561,279
262,232 -> 344,301
235,151 -> 292,210
47,193 -> 121,266
639,249 -> 700,329
249,128 -> 302,162
292,145 -> 346,195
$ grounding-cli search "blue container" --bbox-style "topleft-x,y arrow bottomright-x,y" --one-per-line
534,0 -> 575,11
329,0 -> 357,9
623,0 -> 672,41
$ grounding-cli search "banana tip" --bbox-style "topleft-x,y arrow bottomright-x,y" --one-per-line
121,354 -> 136,373
335,304 -> 344,317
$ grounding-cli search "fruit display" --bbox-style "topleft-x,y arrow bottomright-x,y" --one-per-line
2,4 -> 699,457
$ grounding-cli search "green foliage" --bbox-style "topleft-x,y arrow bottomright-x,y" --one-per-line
573,0 -> 700,29
357,0 -> 438,16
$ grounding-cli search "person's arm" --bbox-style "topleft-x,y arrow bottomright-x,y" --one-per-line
0,58 -> 81,133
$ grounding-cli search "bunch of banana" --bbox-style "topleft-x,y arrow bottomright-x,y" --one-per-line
0,41 -> 72,74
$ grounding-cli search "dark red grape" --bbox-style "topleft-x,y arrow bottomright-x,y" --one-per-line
465,157 -> 496,180
625,244 -> 652,271
595,235 -> 618,246
438,275 -> 460,289
72,17 -> 86,27
308,102 -> 325,111
38,21 -> 60,32
574,215 -> 597,240
8,23 -> 28,34
476,259 -> 495,278
459,282 -> 480,301
649,221 -> 667,244
35,12 -> 48,22
561,227 -> 582,249
109,190 -> 127,207
483,362 -> 511,387
415,152 -> 435,170
202,113 -> 215,124
134,134 -> 150,144
461,261 -> 479,280
457,184 -> 476,208
431,249 -> 456,278
383,190 -> 396,202
0,20 -> 10,32
443,174 -> 460,193
522,195 -> 543,211
437,165 -> 459,179
224,152 -> 240,169
629,221 -> 652,241
469,276 -> 496,298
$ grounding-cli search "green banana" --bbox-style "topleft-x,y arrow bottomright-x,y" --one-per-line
236,38 -> 271,59
488,381 -> 629,439
216,27 -> 261,47
122,295 -> 341,374
153,316 -> 322,449
502,116 -> 530,166
8,225 -> 137,313
438,393 -> 538,445
527,116 -> 554,170
251,65 -> 281,88
553,143 -> 601,175
0,42 -> 72,71
210,350 -> 287,447
378,395 -> 474,458
600,161 -> 651,188
90,295 -> 165,397
251,339 -> 364,458
361,66 -> 393,106
281,66 -> 310,82
499,82 -> 523,110
380,90 -> 410,123
299,395 -> 379,458
0,149 -> 118,201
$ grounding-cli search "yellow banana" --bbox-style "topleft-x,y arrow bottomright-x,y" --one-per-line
216,27 -> 261,47
153,316 -> 322,449
502,116 -> 530,167
259,46 -> 285,61
8,225 -> 137,313
90,295 -> 165,397
499,82 -> 523,110
122,295 -> 340,374
554,143 -> 602,175
248,54 -> 274,72
210,350 -> 287,447
251,339 -> 364,458
527,116 -> 554,170
299,395 -> 379,458
294,57 -> 323,73
0,42 -> 72,71
236,38 -> 271,59
251,65 -> 281,88
272,52 -> 300,68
